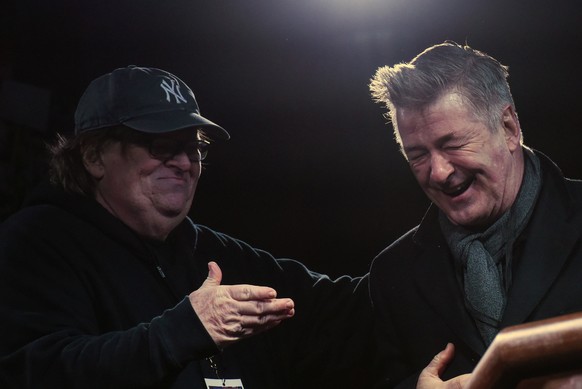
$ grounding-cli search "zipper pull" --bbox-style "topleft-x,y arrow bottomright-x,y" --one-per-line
156,265 -> 166,279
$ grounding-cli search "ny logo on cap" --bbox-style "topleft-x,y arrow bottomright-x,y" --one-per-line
160,79 -> 187,104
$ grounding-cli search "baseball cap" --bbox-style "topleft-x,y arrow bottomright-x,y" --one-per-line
74,65 -> 230,141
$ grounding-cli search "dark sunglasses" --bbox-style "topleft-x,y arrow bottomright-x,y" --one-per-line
135,138 -> 210,162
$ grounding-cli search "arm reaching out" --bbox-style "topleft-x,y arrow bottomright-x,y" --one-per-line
189,261 -> 295,348
417,343 -> 471,389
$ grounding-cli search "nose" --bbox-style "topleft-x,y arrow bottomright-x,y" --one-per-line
165,151 -> 196,170
429,152 -> 453,184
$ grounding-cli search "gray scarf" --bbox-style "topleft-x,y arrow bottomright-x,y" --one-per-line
439,148 -> 541,345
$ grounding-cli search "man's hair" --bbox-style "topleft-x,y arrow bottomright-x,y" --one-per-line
49,127 -> 128,196
49,126 -> 209,196
369,41 -> 516,149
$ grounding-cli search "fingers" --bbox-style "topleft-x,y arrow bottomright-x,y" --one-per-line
207,261 -> 222,283
236,300 -> 295,329
426,343 -> 455,378
200,261 -> 223,288
189,263 -> 296,348
417,343 -> 471,389
228,284 -> 277,301
205,297 -> 294,347
220,286 -> 295,329
206,262 -> 277,300
237,298 -> 295,316
220,309 -> 292,338
219,298 -> 295,329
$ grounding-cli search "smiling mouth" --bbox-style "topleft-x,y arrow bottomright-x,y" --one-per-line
443,178 -> 474,197
160,175 -> 186,181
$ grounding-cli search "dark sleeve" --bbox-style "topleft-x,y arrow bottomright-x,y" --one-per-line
194,227 -> 378,388
370,253 -> 419,389
275,259 -> 378,389
0,219 -> 218,388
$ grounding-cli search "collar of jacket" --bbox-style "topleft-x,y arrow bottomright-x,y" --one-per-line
407,149 -> 582,354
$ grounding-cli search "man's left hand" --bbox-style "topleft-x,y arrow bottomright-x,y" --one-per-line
416,343 -> 471,389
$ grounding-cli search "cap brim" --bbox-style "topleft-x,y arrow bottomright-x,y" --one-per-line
123,110 -> 230,141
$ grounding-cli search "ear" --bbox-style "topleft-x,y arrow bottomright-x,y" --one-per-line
82,146 -> 105,180
501,105 -> 521,152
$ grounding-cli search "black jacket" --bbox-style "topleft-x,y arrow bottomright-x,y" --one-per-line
370,151 -> 582,388
0,184 -> 374,388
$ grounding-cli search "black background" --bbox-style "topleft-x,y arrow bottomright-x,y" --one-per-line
1,0 -> 581,277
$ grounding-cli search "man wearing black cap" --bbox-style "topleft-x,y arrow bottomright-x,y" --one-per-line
0,66 -> 457,389
0,65 -> 369,389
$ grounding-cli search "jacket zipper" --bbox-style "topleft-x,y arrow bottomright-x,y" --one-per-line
156,265 -> 166,279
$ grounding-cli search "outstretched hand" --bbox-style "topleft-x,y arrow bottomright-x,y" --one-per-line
189,261 -> 295,348
417,343 -> 471,389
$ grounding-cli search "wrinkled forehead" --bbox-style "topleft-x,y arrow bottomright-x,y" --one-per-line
394,91 -> 483,126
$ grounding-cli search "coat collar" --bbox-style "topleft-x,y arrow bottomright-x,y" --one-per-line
412,205 -> 487,354
31,181 -> 200,267
410,150 -> 582,354
501,151 -> 581,326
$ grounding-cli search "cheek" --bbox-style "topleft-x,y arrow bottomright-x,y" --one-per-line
192,163 -> 202,185
110,172 -> 146,202
410,164 -> 431,189
193,162 -> 202,178
117,162 -> 161,197
480,149 -> 511,183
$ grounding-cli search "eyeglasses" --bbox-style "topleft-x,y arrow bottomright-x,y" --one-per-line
139,138 -> 211,162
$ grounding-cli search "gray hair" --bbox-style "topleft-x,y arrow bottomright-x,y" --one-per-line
369,42 -> 516,150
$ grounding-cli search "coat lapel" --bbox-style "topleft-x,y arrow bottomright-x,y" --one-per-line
407,152 -> 581,355
413,206 -> 487,355
502,155 -> 582,327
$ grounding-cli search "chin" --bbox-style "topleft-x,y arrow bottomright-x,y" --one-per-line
450,213 -> 492,230
162,209 -> 185,218
154,201 -> 189,218
166,201 -> 191,213
443,207 -> 479,226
